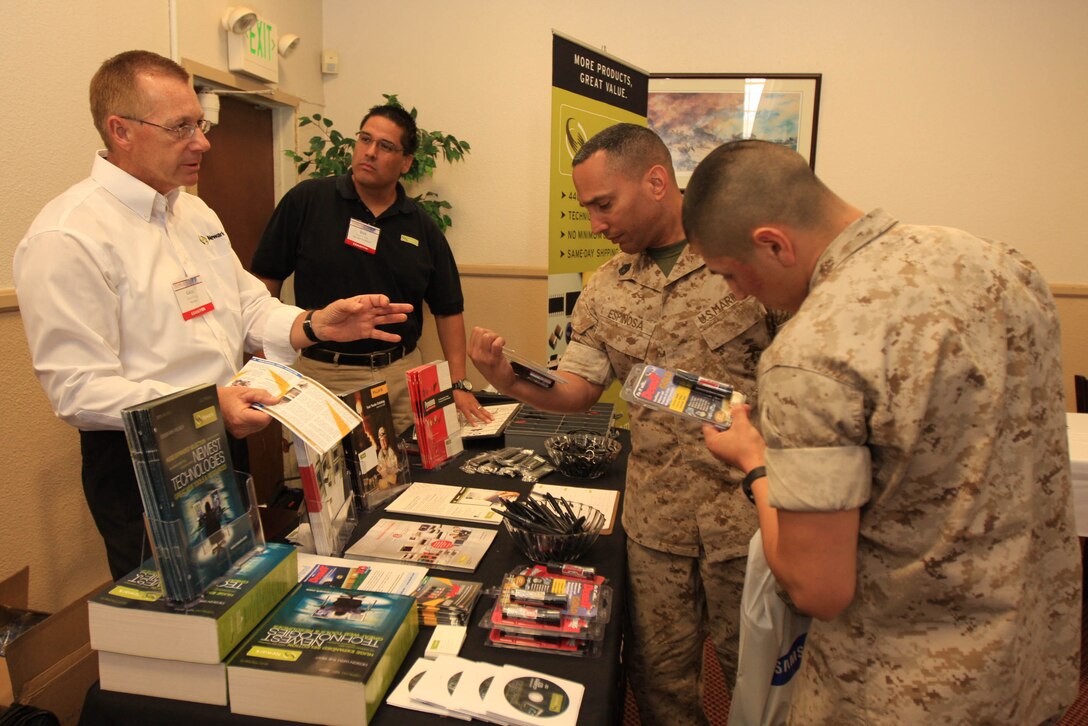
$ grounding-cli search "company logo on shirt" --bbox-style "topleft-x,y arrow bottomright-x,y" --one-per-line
400,234 -> 419,246
198,231 -> 226,245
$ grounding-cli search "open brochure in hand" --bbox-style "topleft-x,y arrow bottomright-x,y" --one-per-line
121,383 -> 259,603
344,519 -> 497,572
230,357 -> 361,454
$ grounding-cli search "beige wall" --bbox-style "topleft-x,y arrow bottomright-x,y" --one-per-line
321,0 -> 1088,286
2,0 -> 1087,611
0,0 -> 328,610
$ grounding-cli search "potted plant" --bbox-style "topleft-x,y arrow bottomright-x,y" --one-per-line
285,94 -> 470,232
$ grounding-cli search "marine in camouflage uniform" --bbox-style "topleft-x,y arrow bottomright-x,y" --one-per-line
688,141 -> 1080,725
468,125 -> 784,725
560,245 -> 781,724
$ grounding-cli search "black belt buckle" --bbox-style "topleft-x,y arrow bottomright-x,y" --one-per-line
305,344 -> 407,367
366,348 -> 396,367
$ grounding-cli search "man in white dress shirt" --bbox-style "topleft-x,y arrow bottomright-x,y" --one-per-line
14,50 -> 412,578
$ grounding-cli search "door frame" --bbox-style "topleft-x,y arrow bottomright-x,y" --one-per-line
182,58 -> 300,203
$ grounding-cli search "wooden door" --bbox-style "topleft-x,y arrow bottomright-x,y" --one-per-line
196,94 -> 285,512
198,95 -> 275,269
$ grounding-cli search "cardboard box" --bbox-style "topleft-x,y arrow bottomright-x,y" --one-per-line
1,567 -> 108,725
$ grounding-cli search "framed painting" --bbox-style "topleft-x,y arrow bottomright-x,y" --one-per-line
648,73 -> 821,187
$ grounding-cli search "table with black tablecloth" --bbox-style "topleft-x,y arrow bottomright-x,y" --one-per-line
79,425 -> 629,726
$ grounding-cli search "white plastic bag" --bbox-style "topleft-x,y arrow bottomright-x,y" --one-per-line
728,531 -> 810,726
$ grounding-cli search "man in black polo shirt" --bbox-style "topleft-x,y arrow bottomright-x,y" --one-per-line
253,104 -> 489,433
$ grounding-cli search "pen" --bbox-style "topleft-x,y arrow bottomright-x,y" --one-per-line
510,588 -> 568,608
501,604 -> 563,625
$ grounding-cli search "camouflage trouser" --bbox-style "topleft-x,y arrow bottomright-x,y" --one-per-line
625,539 -> 747,726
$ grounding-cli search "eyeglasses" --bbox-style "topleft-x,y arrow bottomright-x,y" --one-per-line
355,131 -> 404,155
122,116 -> 212,140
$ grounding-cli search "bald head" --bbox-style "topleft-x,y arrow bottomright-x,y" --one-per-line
682,140 -> 835,259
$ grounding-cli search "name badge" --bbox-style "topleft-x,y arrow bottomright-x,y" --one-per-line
345,218 -> 380,254
172,276 -> 215,320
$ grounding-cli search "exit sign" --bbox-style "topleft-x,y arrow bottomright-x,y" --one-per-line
226,15 -> 279,82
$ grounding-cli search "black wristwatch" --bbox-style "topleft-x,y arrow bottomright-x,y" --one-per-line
741,466 -> 767,504
302,310 -> 323,343
451,379 -> 473,392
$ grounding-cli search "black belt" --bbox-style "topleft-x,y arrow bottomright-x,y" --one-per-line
301,344 -> 413,367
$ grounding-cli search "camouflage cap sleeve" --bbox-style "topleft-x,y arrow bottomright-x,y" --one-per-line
761,365 -> 871,511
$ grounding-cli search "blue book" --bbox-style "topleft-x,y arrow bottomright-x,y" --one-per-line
227,584 -> 419,725
88,542 -> 298,664
122,383 -> 258,602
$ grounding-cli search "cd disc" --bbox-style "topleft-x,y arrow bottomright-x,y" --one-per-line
447,670 -> 462,695
503,675 -> 570,717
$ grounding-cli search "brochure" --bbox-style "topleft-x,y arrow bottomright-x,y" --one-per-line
344,519 -> 497,572
460,402 -> 522,439
385,482 -> 520,525
296,552 -> 429,597
229,357 -> 361,454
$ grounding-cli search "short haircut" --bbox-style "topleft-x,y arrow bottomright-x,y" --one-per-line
683,140 -> 829,258
360,104 -> 419,157
89,50 -> 191,149
572,123 -> 676,182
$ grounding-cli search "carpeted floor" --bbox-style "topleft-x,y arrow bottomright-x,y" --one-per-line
623,601 -> 1088,726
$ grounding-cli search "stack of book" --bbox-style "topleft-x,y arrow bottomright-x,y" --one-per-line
405,359 -> 463,469
480,563 -> 612,659
388,655 -> 584,725
226,583 -> 419,725
88,543 -> 297,705
121,384 -> 259,603
409,576 -> 483,627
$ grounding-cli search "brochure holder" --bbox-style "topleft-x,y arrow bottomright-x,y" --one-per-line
355,438 -> 413,513
142,472 -> 267,607
285,493 -> 359,558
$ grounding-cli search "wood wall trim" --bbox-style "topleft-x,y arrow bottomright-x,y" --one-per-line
0,288 -> 16,313
1,277 -> 1084,313
458,264 -> 547,279
1053,283 -> 1088,298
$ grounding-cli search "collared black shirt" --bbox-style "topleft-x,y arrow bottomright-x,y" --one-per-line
252,174 -> 464,354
